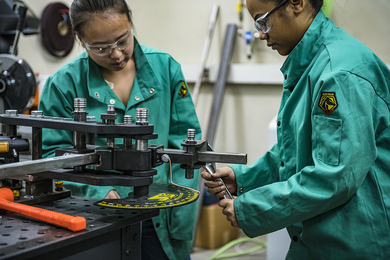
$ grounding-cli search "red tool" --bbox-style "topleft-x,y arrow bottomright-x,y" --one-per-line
0,188 -> 86,232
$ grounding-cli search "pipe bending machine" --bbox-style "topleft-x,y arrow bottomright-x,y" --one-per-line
0,98 -> 247,260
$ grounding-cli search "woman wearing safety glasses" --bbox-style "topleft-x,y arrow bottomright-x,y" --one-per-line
38,1 -> 200,260
202,0 -> 390,259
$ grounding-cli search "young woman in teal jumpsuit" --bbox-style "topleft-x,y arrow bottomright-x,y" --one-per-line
202,0 -> 390,259
38,1 -> 201,259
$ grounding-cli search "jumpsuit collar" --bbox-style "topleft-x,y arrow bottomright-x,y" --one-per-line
130,37 -> 161,108
280,11 -> 334,88
86,37 -> 161,110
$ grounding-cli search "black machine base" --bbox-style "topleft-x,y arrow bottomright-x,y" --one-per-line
0,196 -> 158,260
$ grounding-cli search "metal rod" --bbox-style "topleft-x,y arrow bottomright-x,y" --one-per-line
124,115 -> 133,149
73,98 -> 87,150
136,108 -> 149,151
4,110 -> 19,164
86,116 -> 96,145
204,163 -> 234,199
0,153 -> 99,179
206,24 -> 237,146
31,110 -> 44,160
192,4 -> 220,106
11,3 -> 27,55
32,127 -> 42,160
106,105 -> 116,147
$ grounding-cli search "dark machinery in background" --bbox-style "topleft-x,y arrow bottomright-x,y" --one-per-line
40,2 -> 74,58
0,0 -> 39,55
0,1 -> 74,114
0,99 -> 247,259
0,0 -> 38,114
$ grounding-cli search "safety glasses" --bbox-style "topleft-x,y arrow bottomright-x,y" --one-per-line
82,29 -> 134,56
254,0 -> 288,34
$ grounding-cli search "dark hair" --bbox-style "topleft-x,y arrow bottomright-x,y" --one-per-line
70,0 -> 133,37
307,0 -> 323,14
269,0 -> 324,15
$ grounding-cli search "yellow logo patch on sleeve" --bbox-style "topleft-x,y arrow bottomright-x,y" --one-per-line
179,81 -> 188,98
318,92 -> 338,115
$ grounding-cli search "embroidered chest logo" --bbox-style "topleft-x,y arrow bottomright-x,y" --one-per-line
318,92 -> 338,115
179,82 -> 188,98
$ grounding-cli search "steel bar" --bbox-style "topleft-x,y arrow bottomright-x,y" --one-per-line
37,169 -> 153,187
0,114 -> 154,135
206,24 -> 237,146
0,153 -> 99,178
197,151 -> 247,164
158,149 -> 247,165
32,127 -> 42,160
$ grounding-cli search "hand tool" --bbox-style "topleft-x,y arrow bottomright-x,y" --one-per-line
0,188 -> 86,232
204,163 -> 234,199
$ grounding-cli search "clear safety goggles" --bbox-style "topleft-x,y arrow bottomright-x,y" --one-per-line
83,29 -> 134,56
254,0 -> 287,34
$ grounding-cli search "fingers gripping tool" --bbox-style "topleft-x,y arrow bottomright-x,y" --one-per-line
204,163 -> 234,199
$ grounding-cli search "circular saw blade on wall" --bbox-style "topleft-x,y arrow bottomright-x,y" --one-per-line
41,2 -> 74,58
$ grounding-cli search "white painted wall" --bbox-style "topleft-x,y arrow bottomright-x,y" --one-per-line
16,0 -> 390,166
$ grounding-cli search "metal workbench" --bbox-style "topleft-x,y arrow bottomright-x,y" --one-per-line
0,196 -> 158,260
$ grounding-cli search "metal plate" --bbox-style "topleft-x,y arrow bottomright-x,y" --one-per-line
0,196 -> 158,259
0,114 -> 154,136
95,182 -> 199,209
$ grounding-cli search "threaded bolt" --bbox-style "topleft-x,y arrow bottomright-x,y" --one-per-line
187,129 -> 195,141
73,98 -> 86,112
107,105 -> 115,114
124,115 -> 133,125
136,108 -> 148,125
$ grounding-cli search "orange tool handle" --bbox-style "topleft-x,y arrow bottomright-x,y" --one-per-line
0,188 -> 86,232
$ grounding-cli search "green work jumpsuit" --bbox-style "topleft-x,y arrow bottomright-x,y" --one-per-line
230,11 -> 390,259
38,38 -> 201,260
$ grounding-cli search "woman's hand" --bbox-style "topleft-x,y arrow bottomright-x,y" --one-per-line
201,166 -> 237,199
219,198 -> 240,228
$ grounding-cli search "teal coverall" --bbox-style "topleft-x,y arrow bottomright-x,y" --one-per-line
38,38 -> 201,260
230,11 -> 390,259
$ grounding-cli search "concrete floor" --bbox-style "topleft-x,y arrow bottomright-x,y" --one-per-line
191,235 -> 267,260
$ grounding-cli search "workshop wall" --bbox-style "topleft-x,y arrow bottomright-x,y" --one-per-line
17,0 -> 390,165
